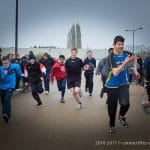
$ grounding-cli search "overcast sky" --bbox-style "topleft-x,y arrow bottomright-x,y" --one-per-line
0,0 -> 150,49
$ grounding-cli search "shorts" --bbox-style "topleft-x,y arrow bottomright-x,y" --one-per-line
67,77 -> 81,89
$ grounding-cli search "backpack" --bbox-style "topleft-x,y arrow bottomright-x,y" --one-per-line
98,53 -> 113,79
143,56 -> 150,81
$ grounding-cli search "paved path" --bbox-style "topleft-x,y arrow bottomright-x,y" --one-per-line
0,76 -> 150,150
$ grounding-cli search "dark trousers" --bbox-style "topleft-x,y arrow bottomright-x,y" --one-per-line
101,76 -> 107,93
44,72 -> 50,92
1,89 -> 14,118
30,82 -> 43,104
84,72 -> 94,93
107,85 -> 130,127
57,78 -> 67,98
15,77 -> 21,89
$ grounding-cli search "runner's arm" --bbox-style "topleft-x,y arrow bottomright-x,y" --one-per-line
112,55 -> 134,76
15,64 -> 23,77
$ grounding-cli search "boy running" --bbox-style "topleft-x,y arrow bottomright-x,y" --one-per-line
84,50 -> 96,96
51,55 -> 67,103
105,36 -> 140,133
0,56 -> 23,122
39,53 -> 54,94
65,48 -> 84,109
24,55 -> 46,107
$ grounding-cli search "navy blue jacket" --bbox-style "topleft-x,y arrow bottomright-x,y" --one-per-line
84,57 -> 96,73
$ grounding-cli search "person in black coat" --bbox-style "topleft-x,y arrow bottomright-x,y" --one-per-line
39,53 -> 54,94
24,55 -> 46,106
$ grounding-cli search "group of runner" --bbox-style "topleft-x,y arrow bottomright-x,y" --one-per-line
0,35 -> 150,133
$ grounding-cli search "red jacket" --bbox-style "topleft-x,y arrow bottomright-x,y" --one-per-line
51,62 -> 67,81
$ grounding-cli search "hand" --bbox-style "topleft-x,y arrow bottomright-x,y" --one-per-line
25,82 -> 28,86
61,66 -> 65,72
124,55 -> 135,64
83,64 -> 89,70
40,77 -> 44,81
22,74 -> 26,77
134,71 -> 140,80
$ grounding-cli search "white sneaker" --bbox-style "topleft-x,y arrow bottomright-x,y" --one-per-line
45,91 -> 49,94
16,88 -> 22,91
76,104 -> 82,110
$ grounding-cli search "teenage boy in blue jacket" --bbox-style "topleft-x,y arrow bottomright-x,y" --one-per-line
0,56 -> 23,123
105,36 -> 140,133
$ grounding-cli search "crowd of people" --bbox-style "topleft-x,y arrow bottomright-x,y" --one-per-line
0,35 -> 150,133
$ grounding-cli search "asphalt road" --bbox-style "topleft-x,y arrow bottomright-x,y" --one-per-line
0,76 -> 150,150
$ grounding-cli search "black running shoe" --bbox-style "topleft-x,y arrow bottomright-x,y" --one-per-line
118,117 -> 129,128
3,114 -> 9,123
108,127 -> 116,133
89,93 -> 92,97
36,102 -> 43,107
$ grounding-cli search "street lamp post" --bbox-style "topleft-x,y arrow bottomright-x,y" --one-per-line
15,0 -> 18,54
125,27 -> 143,53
